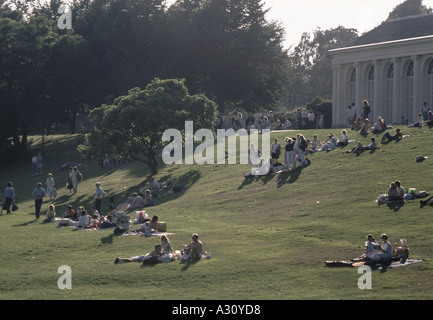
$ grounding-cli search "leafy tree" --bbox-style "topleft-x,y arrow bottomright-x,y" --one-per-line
41,32 -> 95,133
287,26 -> 359,109
388,0 -> 432,20
306,96 -> 332,129
83,78 -> 217,175
166,0 -> 290,112
0,16 -> 57,153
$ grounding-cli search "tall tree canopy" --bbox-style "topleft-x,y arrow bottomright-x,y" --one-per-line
287,26 -> 359,108
388,0 -> 432,20
0,0 -> 290,160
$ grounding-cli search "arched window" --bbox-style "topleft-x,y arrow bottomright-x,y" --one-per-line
405,60 -> 414,123
367,65 -> 374,120
386,63 -> 394,122
427,60 -> 433,110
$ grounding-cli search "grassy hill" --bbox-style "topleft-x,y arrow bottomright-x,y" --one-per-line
1,126 -> 433,300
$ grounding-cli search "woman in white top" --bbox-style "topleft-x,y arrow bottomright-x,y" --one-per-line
161,235 -> 173,254
46,173 -> 55,200
364,234 -> 381,261
371,234 -> 393,261
77,210 -> 90,228
337,130 -> 349,146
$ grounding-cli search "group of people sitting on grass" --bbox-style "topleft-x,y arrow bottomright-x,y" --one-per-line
378,178 -> 432,208
122,178 -> 186,210
349,234 -> 409,264
55,204 -> 116,229
114,233 -> 205,265
264,124 -> 406,172
325,233 -> 411,267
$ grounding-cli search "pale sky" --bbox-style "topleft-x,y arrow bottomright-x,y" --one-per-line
263,0 -> 433,50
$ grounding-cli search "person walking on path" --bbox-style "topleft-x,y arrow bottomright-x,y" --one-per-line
94,182 -> 105,215
32,182 -> 45,220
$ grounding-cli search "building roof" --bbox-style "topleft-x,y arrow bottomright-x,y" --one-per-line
351,13 -> 433,46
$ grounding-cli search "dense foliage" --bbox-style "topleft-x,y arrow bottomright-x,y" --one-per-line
0,0 -> 290,159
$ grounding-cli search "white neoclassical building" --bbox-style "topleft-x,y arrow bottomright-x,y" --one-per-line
329,13 -> 433,127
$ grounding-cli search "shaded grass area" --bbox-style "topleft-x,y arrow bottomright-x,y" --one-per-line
1,127 -> 433,300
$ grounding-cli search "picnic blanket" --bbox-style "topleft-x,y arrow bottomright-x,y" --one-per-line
325,256 -> 423,271
376,191 -> 429,204
120,231 -> 174,237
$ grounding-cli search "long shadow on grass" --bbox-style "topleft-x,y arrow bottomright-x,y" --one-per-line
179,258 -> 201,271
110,170 -> 201,209
12,219 -> 38,227
237,166 -> 304,190
387,201 -> 405,212
100,233 -> 115,245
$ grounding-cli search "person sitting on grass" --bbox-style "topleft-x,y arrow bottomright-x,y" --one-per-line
381,128 -> 402,143
143,189 -> 155,207
359,119 -> 371,135
130,192 -> 144,209
364,234 -> 382,261
43,204 -> 56,223
76,209 -> 90,228
336,130 -> 349,147
394,180 -> 405,200
370,234 -> 393,262
345,137 -> 377,154
309,134 -> 321,153
161,235 -> 173,255
182,233 -> 203,260
371,116 -> 387,133
149,215 -> 159,230
425,111 -> 433,127
408,113 -> 424,128
386,182 -> 399,201
320,133 -> 339,151
351,116 -> 363,131
64,205 -> 77,220
114,244 -> 163,264
99,214 -> 116,229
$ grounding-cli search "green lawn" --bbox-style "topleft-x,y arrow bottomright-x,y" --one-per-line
1,127 -> 433,300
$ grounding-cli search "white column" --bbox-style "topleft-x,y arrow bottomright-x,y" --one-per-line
355,62 -> 363,115
392,58 -> 402,124
373,60 -> 382,121
332,62 -> 338,127
332,63 -> 345,127
412,55 -> 422,122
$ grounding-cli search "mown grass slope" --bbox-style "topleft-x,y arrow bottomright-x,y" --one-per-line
1,126 -> 433,300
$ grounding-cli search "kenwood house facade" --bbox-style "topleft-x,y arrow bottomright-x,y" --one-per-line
329,14 -> 433,127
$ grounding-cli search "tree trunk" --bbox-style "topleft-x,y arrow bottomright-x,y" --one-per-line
68,112 -> 77,134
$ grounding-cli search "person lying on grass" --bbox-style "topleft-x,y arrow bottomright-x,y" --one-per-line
114,244 -> 163,264
420,196 -> 433,208
381,128 -> 402,143
344,137 -> 377,154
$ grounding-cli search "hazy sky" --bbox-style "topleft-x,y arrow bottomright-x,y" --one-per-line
263,0 -> 433,50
